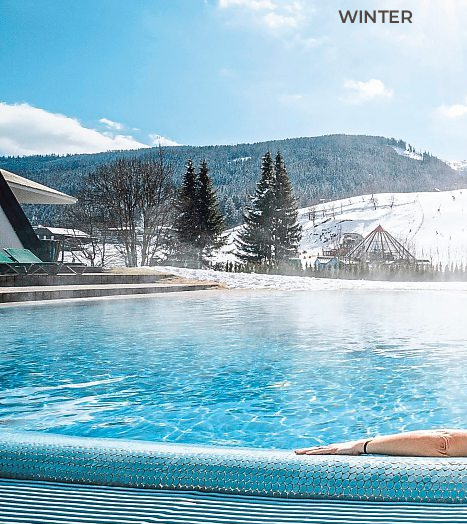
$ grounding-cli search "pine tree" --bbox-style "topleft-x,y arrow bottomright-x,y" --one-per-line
272,152 -> 302,262
196,160 -> 225,258
173,159 -> 199,258
236,152 -> 275,264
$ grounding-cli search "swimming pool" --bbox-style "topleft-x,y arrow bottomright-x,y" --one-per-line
1,290 -> 467,448
2,290 -> 467,521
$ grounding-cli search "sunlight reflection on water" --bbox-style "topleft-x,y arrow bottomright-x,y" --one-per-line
1,290 -> 466,449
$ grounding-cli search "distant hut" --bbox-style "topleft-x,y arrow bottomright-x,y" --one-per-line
314,256 -> 344,271
339,233 -> 363,255
344,225 -> 416,266
33,226 -> 92,263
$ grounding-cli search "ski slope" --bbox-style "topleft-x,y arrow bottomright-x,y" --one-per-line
218,189 -> 467,267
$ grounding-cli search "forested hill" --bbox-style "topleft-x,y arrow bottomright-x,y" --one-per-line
0,134 -> 463,226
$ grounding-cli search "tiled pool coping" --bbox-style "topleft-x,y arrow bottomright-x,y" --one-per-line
1,431 -> 467,504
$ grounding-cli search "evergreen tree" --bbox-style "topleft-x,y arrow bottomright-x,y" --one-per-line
272,152 -> 302,262
236,152 -> 275,264
173,159 -> 199,256
196,160 -> 225,258
173,159 -> 226,264
236,151 -> 301,266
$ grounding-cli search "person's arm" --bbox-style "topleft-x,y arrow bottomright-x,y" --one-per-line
295,429 -> 467,457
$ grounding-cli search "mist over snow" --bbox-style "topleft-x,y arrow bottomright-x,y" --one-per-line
158,267 -> 467,292
217,189 -> 467,267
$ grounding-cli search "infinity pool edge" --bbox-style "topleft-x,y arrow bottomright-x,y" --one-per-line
1,431 -> 467,503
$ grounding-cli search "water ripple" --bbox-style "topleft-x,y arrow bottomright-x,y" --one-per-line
1,290 -> 467,449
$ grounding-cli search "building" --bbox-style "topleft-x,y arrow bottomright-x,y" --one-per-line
34,226 -> 92,262
314,256 -> 344,271
322,233 -> 364,258
344,225 -> 416,266
0,168 -> 76,261
340,233 -> 364,255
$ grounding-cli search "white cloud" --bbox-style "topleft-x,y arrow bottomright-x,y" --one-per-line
99,117 -> 124,131
263,11 -> 297,28
218,1 -> 323,51
149,134 -> 180,147
288,34 -> 326,49
219,0 -> 276,10
0,102 -> 178,156
0,102 -> 149,156
437,98 -> 467,119
342,79 -> 394,104
218,0 -> 306,31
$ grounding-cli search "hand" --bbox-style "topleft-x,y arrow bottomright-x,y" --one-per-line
295,440 -> 364,456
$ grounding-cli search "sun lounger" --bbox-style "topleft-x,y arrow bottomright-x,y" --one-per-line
4,248 -> 60,275
0,251 -> 28,275
4,248 -> 86,275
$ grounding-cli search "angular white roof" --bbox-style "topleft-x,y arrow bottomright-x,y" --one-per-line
1,168 -> 76,205
35,226 -> 90,238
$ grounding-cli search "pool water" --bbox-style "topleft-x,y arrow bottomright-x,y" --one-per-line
1,290 -> 467,450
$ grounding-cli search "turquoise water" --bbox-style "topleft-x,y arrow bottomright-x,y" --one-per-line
1,290 -> 467,450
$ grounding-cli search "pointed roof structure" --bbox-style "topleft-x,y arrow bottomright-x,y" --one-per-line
344,225 -> 416,264
0,168 -> 76,258
1,168 -> 76,205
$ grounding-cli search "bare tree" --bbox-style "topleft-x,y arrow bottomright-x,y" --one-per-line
70,150 -> 176,267
63,186 -> 112,267
139,149 -> 176,266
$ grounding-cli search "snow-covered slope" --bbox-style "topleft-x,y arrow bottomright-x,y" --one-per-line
392,146 -> 423,161
218,189 -> 467,267
446,160 -> 467,175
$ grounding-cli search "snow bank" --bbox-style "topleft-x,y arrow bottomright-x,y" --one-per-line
157,266 -> 467,292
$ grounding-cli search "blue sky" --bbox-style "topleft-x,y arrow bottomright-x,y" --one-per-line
1,0 -> 467,159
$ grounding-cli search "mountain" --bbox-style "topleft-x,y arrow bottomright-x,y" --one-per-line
218,188 -> 467,267
0,135 -> 464,226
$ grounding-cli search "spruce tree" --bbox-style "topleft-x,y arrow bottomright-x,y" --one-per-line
272,152 -> 302,262
236,151 -> 301,267
173,159 -> 199,258
236,152 -> 275,264
196,160 -> 225,258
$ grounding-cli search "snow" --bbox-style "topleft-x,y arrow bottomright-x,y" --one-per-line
157,266 -> 467,291
217,189 -> 467,266
392,146 -> 423,161
227,157 -> 252,164
35,226 -> 90,238
446,159 -> 467,174
65,187 -> 467,270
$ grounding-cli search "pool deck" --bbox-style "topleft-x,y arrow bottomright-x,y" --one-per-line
0,269 -> 222,303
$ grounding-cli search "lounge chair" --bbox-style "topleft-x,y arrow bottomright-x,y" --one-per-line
4,248 -> 86,275
3,248 -> 60,275
0,251 -> 28,275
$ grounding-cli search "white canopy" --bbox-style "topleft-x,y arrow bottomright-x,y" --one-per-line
1,168 -> 76,205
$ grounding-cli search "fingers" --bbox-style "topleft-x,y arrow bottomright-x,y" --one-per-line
294,447 -> 322,455
295,446 -> 335,455
304,446 -> 336,455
